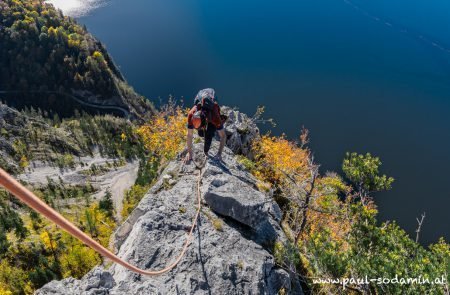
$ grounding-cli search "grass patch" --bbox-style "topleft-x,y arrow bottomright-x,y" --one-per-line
236,155 -> 256,171
202,208 -> 224,232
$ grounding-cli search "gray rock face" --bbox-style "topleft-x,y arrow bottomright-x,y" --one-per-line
201,149 -> 284,246
221,106 -> 260,158
37,139 -> 302,294
36,267 -> 114,295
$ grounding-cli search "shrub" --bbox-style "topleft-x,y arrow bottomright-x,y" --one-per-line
236,155 -> 256,172
0,260 -> 32,295
99,191 -> 114,218
212,218 -> 223,232
252,134 -> 309,186
19,156 -> 29,168
136,106 -> 187,161
56,154 -> 75,168
121,185 -> 149,219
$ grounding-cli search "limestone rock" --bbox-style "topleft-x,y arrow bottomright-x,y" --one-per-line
221,106 -> 260,158
37,143 -> 302,294
36,267 -> 114,295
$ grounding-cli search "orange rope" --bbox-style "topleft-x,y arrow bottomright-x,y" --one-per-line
0,167 -> 202,276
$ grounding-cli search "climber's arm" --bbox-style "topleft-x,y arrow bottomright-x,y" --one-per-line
185,128 -> 194,163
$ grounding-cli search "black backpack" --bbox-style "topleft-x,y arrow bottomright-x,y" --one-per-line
200,96 -> 215,111
194,88 -> 216,111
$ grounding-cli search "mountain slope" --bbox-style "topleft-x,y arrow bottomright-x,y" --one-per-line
0,0 -> 154,119
0,101 -> 142,174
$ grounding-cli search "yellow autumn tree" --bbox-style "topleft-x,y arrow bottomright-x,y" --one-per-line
136,106 -> 187,161
252,134 -> 310,187
307,175 -> 352,241
38,204 -> 114,280
80,204 -> 115,247
250,132 -> 356,289
92,51 -> 106,65
0,260 -> 32,295
59,233 -> 101,278
40,230 -> 58,253
127,105 -> 187,220
19,155 -> 29,168
252,133 -> 352,246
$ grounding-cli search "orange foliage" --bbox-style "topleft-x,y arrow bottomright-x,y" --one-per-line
136,107 -> 187,161
252,134 -> 352,248
252,135 -> 309,185
297,175 -> 353,246
308,199 -> 350,248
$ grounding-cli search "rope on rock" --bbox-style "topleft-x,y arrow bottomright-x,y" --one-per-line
0,167 -> 202,276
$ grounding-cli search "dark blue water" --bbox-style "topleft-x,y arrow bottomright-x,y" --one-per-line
78,0 -> 450,244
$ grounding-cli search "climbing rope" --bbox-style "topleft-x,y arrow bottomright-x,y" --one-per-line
0,167 -> 202,276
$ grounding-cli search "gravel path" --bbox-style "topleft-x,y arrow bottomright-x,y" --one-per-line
19,152 -> 139,221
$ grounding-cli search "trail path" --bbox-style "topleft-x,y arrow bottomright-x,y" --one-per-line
18,151 -> 138,220
0,90 -> 130,118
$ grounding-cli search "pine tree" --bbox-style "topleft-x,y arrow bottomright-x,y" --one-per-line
99,191 -> 114,218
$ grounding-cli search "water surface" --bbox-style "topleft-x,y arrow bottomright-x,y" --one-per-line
55,0 -> 450,244
46,0 -> 104,17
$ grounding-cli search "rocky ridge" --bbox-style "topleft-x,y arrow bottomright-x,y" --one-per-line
36,108 -> 303,294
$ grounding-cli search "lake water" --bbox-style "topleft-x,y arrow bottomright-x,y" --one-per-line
57,0 -> 450,244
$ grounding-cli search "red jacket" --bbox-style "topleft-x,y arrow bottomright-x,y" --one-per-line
187,103 -> 223,130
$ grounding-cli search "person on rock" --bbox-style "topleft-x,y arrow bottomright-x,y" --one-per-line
184,88 -> 226,163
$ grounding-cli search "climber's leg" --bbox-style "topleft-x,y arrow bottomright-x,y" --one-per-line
204,123 -> 216,155
197,127 -> 205,138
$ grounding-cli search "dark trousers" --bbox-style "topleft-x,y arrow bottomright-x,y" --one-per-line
198,123 -> 217,154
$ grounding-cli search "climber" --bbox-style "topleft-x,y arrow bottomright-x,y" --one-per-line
184,88 -> 226,163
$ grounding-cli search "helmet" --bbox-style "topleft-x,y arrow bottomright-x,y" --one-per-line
194,88 -> 215,105
192,110 -> 203,129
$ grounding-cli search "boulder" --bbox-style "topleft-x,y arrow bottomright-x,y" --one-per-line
201,145 -> 284,246
221,106 -> 260,158
36,267 -> 114,295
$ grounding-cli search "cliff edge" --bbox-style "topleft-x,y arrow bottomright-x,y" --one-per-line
36,108 -> 302,294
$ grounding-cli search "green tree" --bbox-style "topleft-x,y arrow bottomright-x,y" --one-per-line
347,203 -> 449,294
84,209 -> 98,238
99,191 -> 114,218
0,191 -> 28,256
342,152 -> 394,205
122,185 -> 149,219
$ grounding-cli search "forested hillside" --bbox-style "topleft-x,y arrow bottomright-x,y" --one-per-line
0,102 -> 165,294
0,0 -> 154,119
0,1 -> 161,292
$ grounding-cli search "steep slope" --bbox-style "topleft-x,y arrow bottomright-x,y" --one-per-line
0,102 -> 80,174
0,0 -> 154,120
36,112 -> 303,294
0,102 -> 141,174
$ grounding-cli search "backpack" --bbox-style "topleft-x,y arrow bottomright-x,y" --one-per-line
194,88 -> 224,127
201,96 -> 215,111
194,88 -> 216,111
